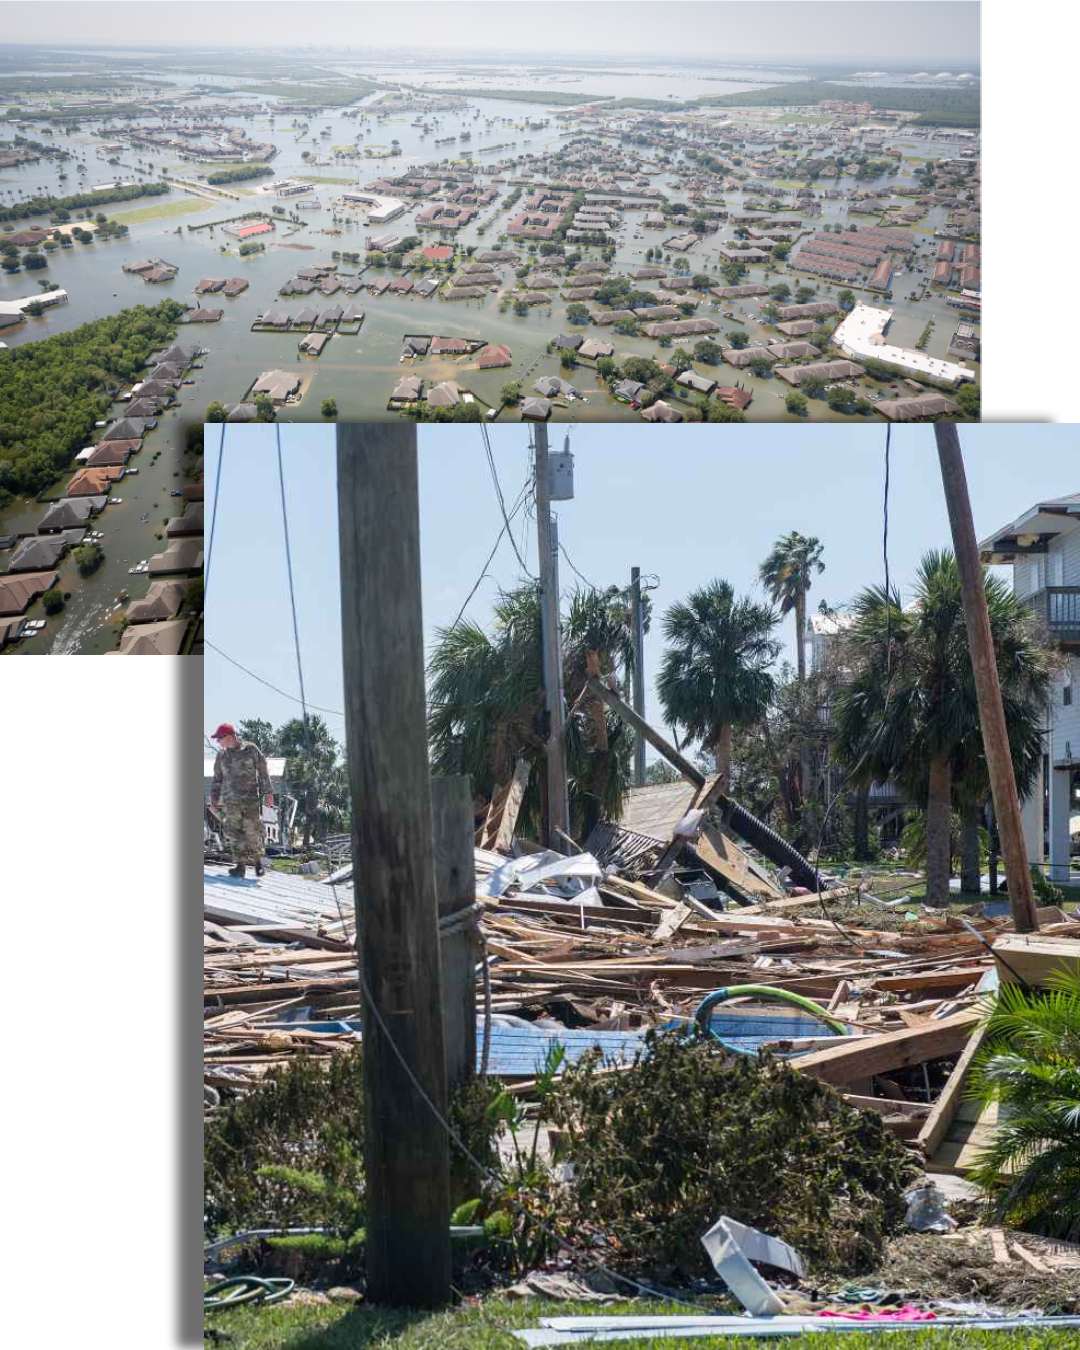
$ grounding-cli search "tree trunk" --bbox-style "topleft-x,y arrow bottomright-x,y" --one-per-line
714,723 -> 733,793
853,784 -> 871,861
960,802 -> 983,897
795,592 -> 807,683
925,755 -> 953,906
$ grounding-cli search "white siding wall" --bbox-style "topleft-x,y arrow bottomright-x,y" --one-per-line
1013,556 -> 1037,598
1050,654 -> 1080,767
1058,521 -> 1080,586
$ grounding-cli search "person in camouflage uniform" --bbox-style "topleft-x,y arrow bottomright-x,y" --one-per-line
209,723 -> 273,879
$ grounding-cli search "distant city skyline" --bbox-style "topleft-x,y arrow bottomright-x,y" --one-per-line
2,3 -> 981,67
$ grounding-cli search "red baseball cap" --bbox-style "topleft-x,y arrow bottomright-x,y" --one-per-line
212,723 -> 236,740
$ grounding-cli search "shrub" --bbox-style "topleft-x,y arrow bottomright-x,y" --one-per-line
968,970 -> 1080,1241
320,397 -> 338,419
550,1033 -> 916,1278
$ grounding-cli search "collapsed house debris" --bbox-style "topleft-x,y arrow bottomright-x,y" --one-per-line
204,687 -> 1080,1181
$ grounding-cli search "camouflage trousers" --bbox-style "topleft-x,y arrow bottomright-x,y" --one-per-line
222,799 -> 265,865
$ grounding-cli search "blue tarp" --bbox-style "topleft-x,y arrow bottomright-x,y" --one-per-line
267,1009 -> 841,1078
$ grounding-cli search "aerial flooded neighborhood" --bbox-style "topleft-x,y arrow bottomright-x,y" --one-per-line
0,14 -> 979,653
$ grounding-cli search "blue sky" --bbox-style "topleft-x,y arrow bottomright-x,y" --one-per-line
203,423 -> 1078,753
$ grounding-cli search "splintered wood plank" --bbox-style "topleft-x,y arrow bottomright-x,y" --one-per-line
795,1010 -> 981,1087
696,822 -> 784,900
990,1230 -> 1012,1265
993,933 -> 1080,987
916,1021 -> 987,1158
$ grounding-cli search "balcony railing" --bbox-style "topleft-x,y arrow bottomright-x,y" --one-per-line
1026,586 -> 1080,645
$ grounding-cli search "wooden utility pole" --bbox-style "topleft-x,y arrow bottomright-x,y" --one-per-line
336,423 -> 452,1306
935,423 -> 1039,933
630,566 -> 646,786
431,774 -> 478,1093
533,422 -> 570,846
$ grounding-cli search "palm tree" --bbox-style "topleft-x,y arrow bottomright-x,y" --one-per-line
427,583 -> 636,841
834,551 -> 1052,905
657,580 -> 779,791
759,531 -> 824,682
968,969 -> 1080,1241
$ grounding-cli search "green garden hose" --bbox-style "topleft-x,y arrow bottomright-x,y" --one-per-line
204,1275 -> 295,1313
693,984 -> 849,1039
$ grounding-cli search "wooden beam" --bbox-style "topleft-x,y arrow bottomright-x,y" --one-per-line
795,1010 -> 982,1087
432,776 -> 478,1093
916,1022 -> 987,1158
586,674 -> 705,787
993,933 -> 1080,988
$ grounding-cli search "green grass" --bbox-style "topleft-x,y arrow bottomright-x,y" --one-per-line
110,197 -> 211,224
206,1298 -> 1080,1349
298,174 -> 358,185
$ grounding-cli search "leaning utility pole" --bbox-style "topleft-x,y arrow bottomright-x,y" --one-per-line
533,422 -> 570,846
336,423 -> 452,1306
630,566 -> 646,785
935,423 -> 1039,933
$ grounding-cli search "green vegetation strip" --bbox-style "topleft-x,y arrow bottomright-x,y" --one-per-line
109,197 -> 211,224
0,180 -> 168,224
195,1300 -> 1080,1350
0,300 -> 182,504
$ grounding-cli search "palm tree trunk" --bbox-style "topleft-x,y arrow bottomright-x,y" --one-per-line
714,723 -> 733,793
960,802 -> 982,897
853,784 -> 870,861
925,755 -> 953,906
795,592 -> 807,683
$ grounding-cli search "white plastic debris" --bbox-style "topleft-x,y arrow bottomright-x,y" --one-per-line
904,1182 -> 957,1233
700,1215 -> 805,1315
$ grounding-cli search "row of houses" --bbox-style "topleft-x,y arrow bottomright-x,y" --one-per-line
0,344 -> 204,650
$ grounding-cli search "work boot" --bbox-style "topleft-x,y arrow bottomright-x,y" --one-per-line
228,862 -> 246,879
255,859 -> 265,878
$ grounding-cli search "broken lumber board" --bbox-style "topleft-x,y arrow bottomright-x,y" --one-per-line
927,1095 -> 1002,1175
476,757 -> 531,851
916,1021 -> 988,1159
869,966 -> 988,996
794,1009 -> 981,1087
696,823 -> 784,901
653,902 -> 694,942
993,933 -> 1080,987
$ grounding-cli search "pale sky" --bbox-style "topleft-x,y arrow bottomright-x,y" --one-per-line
203,423 -> 1074,751
3,2 -> 980,67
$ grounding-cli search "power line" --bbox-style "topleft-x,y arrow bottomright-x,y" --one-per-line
445,471 -> 534,632
205,640 -> 346,720
203,422 -> 226,597
275,423 -> 310,729
480,421 -> 534,578
558,538 -> 604,593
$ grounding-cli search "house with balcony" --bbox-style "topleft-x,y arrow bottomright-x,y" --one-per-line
980,492 -> 1080,881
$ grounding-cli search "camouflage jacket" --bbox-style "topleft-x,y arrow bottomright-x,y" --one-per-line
211,741 -> 271,805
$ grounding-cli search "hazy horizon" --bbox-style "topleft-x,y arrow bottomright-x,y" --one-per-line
0,3 -> 981,69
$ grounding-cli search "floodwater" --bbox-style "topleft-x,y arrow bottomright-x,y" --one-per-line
0,80 -> 978,651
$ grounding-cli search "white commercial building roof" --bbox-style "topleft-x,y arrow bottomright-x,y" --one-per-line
832,303 -> 975,387
0,288 -> 68,316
